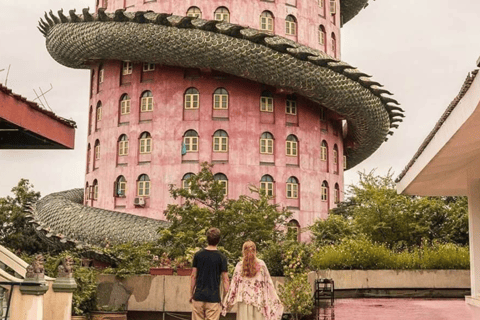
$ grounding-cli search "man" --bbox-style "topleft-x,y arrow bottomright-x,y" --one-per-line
190,227 -> 229,320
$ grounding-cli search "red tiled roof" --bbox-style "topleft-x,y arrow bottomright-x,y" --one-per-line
0,84 -> 76,129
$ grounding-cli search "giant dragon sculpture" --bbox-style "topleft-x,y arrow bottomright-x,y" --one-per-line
31,1 -> 404,249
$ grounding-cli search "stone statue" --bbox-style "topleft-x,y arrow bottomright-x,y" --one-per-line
26,254 -> 45,280
57,256 -> 74,278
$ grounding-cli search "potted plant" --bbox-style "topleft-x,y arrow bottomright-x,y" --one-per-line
150,252 -> 174,275
91,305 -> 127,320
175,256 -> 193,276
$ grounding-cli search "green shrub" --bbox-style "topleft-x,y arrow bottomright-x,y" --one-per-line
279,273 -> 314,320
311,238 -> 470,270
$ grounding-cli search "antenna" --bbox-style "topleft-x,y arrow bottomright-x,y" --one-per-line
33,83 -> 54,112
4,65 -> 11,86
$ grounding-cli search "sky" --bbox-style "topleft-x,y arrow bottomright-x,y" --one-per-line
1,0 -> 480,198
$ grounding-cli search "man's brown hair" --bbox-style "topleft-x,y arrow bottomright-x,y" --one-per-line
206,228 -> 221,246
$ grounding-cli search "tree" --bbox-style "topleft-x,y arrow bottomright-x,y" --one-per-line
158,163 -> 292,260
0,179 -> 51,253
310,214 -> 355,246
312,170 -> 469,249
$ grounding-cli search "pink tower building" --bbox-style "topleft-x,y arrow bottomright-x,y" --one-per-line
37,0 -> 402,245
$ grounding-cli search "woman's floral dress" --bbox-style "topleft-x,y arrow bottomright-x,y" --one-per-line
222,259 -> 284,320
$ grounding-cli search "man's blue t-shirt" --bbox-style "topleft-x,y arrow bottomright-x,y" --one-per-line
192,249 -> 228,303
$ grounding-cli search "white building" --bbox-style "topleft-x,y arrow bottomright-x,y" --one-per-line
396,59 -> 480,307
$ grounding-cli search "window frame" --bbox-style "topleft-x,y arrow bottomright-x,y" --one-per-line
260,175 -> 275,197
120,95 -> 131,115
213,88 -> 229,110
140,91 -> 153,112
137,175 -> 150,197
185,88 -> 200,109
285,15 -> 297,36
321,181 -> 329,201
183,130 -> 199,153
286,135 -> 298,157
260,92 -> 274,112
286,177 -> 299,199
286,98 -> 297,115
186,6 -> 202,18
321,141 -> 328,161
213,130 -> 229,153
94,141 -> 101,160
139,132 -> 152,154
214,173 -> 228,197
143,62 -> 155,72
260,11 -> 274,33
214,7 -> 230,22
122,61 -> 133,75
118,135 -> 129,156
260,132 -> 274,154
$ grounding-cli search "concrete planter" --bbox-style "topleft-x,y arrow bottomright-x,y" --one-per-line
176,268 -> 193,276
149,267 -> 174,276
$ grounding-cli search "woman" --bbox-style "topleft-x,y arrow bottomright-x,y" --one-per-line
222,241 -> 284,320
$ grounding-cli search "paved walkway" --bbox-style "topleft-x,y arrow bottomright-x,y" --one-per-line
314,299 -> 480,320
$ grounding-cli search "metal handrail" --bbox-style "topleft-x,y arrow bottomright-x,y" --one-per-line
0,281 -> 43,320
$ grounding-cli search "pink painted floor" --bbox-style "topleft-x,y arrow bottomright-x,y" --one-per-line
314,299 -> 480,320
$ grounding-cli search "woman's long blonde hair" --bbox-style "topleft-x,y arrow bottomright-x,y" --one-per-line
242,241 -> 258,278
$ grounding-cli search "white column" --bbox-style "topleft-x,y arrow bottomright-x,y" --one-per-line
468,178 -> 480,299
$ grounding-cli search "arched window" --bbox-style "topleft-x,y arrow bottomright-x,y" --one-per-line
185,88 -> 199,109
137,174 -> 150,196
260,11 -> 274,33
319,25 -> 326,48
140,90 -> 153,112
214,7 -> 230,22
95,102 -> 102,130
116,175 -> 127,197
118,134 -> 129,156
286,135 -> 298,157
214,173 -> 228,196
285,15 -> 297,36
94,140 -> 101,160
88,106 -> 93,135
182,173 -> 195,192
260,175 -> 274,196
333,144 -> 339,173
85,182 -> 90,201
343,155 -> 347,169
98,64 -> 104,84
213,130 -> 228,152
183,130 -> 199,152
334,183 -> 340,203
286,94 -> 297,115
331,32 -> 336,56
90,70 -> 95,97
287,220 -> 300,241
321,140 -> 328,161
213,88 -> 229,110
120,94 -> 131,115
321,181 -> 329,201
286,177 -> 299,199
187,6 -> 202,18
260,91 -> 273,112
93,179 -> 99,200
139,132 -> 152,154
86,143 -> 91,173
260,132 -> 274,154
